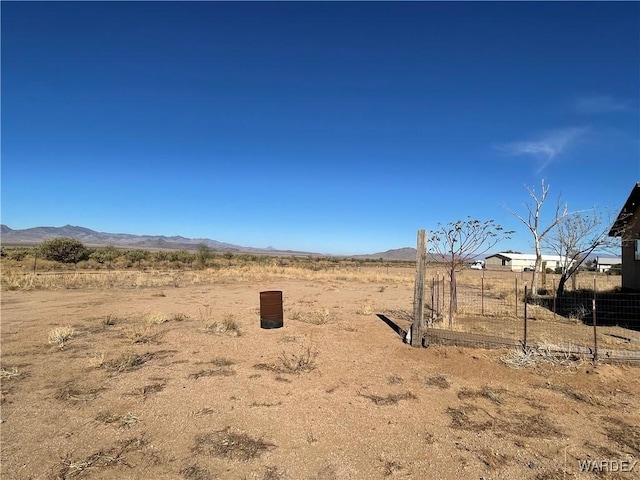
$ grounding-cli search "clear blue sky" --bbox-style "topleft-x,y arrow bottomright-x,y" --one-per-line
2,2 -> 639,255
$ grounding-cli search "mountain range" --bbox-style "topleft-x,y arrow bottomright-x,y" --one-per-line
0,225 -> 419,260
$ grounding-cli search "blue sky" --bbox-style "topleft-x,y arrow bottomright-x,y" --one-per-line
2,2 -> 639,255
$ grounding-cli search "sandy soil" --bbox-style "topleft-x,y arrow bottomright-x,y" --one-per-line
1,277 -> 639,479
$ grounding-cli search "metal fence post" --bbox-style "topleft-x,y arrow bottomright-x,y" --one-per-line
481,272 -> 485,316
552,277 -> 556,319
593,277 -> 598,364
442,275 -> 445,311
524,285 -> 528,350
515,277 -> 518,318
592,298 -> 598,364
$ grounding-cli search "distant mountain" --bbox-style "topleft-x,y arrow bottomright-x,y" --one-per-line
353,247 -> 417,261
353,247 -> 450,263
0,224 -> 314,256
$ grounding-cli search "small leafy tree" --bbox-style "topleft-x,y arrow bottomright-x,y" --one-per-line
431,218 -> 513,327
39,238 -> 89,265
126,249 -> 148,270
196,243 -> 212,268
90,245 -> 119,271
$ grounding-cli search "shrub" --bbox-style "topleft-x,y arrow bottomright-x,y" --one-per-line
39,238 -> 89,265
48,326 -> 75,349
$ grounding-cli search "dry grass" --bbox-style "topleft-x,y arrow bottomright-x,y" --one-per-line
254,346 -> 318,374
54,436 -> 148,478
180,464 -> 212,480
188,368 -> 236,380
105,351 -> 154,373
203,314 -> 241,336
123,325 -> 165,344
0,367 -> 21,379
55,383 -> 102,402
457,386 -> 506,405
424,373 -> 451,389
48,326 -> 75,349
358,391 -> 417,406
500,344 -> 584,369
145,312 -> 168,325
290,307 -> 332,325
1,264 -> 414,292
278,346 -> 318,373
102,314 -> 118,326
356,303 -> 374,315
89,352 -> 106,368
192,427 -> 275,461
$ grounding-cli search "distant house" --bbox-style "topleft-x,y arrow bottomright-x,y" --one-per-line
484,252 -> 565,272
609,182 -> 640,292
594,256 -> 621,273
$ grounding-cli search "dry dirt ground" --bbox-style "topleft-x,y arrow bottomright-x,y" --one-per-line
1,275 -> 639,479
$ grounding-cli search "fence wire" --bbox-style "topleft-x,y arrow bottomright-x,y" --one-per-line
422,272 -> 640,363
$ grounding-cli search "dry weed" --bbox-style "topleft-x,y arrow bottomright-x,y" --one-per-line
122,412 -> 140,428
55,383 -> 102,402
188,368 -> 236,380
170,312 -> 190,322
253,346 -> 318,375
383,460 -> 403,476
203,313 -> 241,336
192,427 -> 275,461
0,367 -> 20,379
123,324 -> 165,344
356,303 -> 374,315
500,344 -> 583,369
55,436 -> 148,478
424,373 -> 451,389
358,391 -> 417,406
262,466 -> 286,480
105,351 -> 154,373
89,352 -> 106,368
180,464 -> 212,480
48,326 -> 75,349
278,346 -> 318,373
145,311 -> 168,325
457,386 -> 506,405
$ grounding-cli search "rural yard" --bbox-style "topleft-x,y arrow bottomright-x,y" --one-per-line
1,266 -> 639,479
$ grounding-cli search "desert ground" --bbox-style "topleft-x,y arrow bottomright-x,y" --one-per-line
1,266 -> 639,479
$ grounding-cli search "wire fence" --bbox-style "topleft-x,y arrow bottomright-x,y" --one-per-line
422,272 -> 640,363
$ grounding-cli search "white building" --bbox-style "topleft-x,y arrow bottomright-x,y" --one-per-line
594,256 -> 621,273
484,253 -> 565,272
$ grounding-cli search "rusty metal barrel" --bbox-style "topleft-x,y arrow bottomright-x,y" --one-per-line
260,290 -> 283,329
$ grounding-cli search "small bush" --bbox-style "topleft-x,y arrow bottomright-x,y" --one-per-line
278,346 -> 318,373
48,326 -> 75,349
203,314 -> 241,336
356,303 -> 374,315
145,312 -> 168,325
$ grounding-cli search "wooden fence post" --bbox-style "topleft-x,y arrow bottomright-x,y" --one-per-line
411,229 -> 427,347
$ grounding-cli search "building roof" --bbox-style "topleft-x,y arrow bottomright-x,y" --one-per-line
609,182 -> 640,237
486,253 -> 564,262
595,256 -> 621,265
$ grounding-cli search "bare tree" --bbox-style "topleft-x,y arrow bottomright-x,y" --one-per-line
544,208 -> 620,296
508,180 -> 568,296
431,218 -> 513,327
